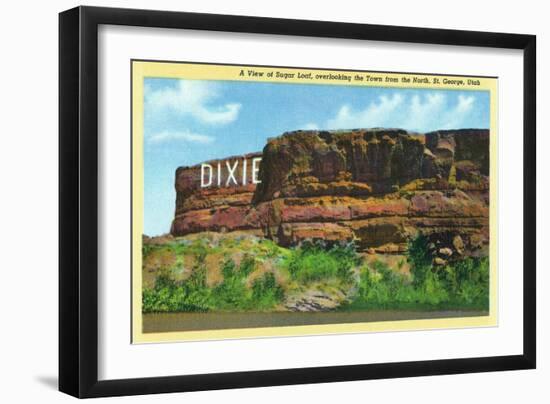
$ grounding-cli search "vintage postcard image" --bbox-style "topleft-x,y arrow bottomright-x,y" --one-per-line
131,61 -> 497,343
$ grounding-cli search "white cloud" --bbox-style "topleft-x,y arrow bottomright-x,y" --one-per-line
325,93 -> 477,132
145,80 -> 241,125
302,122 -> 319,130
400,93 -> 445,130
148,130 -> 214,144
439,94 -> 475,129
327,94 -> 405,129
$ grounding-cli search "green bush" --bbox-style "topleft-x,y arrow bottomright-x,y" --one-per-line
447,257 -> 489,306
355,261 -> 416,308
251,272 -> 285,310
348,235 -> 490,311
420,270 -> 449,305
285,241 -> 359,283
407,234 -> 432,287
238,255 -> 256,277
212,259 -> 252,310
142,243 -> 154,258
186,251 -> 207,290
142,255 -> 285,313
142,274 -> 211,313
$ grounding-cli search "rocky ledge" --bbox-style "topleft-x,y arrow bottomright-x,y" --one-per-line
171,128 -> 490,260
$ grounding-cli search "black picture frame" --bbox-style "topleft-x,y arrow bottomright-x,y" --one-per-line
59,5 -> 536,398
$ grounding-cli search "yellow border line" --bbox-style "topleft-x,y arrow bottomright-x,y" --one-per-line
131,61 -> 145,343
131,61 -> 498,344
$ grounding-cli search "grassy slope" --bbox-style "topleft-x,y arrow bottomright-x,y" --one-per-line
142,233 -> 489,314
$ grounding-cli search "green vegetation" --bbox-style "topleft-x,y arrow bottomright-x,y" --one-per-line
285,241 -> 358,284
142,234 -> 489,313
345,236 -> 489,311
143,249 -> 285,313
347,257 -> 488,310
407,234 -> 433,287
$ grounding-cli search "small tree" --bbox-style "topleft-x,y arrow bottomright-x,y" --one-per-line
407,234 -> 432,287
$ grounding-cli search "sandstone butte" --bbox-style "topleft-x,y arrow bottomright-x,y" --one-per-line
170,128 -> 490,258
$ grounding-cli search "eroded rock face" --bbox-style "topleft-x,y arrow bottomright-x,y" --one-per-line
171,153 -> 261,235
171,129 -> 490,256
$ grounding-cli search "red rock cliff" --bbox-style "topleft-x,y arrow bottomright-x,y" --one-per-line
171,129 -> 490,257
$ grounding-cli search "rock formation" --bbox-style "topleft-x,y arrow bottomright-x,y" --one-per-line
171,129 -> 490,258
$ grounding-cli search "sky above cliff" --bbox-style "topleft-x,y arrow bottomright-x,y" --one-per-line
143,78 -> 490,236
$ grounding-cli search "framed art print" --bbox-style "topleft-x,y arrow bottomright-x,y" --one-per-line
132,61 -> 498,343
59,6 -> 536,398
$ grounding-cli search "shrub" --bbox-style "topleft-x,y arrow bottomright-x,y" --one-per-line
350,249 -> 489,311
451,257 -> 489,305
329,242 -> 361,282
213,259 -> 251,310
251,272 -> 285,309
142,243 -> 154,258
211,258 -> 286,311
356,261 -> 416,308
420,270 -> 449,305
142,249 -> 287,313
238,255 -> 256,277
142,273 -> 210,313
186,252 -> 207,290
285,241 -> 359,283
407,234 -> 432,287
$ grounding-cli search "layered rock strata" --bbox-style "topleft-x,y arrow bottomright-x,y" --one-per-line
171,129 -> 490,257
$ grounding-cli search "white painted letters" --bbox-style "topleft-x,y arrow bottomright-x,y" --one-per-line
242,158 -> 247,185
252,157 -> 262,184
226,160 -> 239,186
200,157 -> 261,188
200,164 -> 213,188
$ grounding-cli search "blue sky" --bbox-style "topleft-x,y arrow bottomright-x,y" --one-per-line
143,78 -> 490,236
